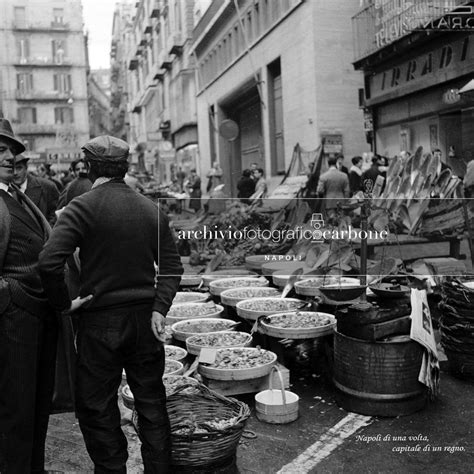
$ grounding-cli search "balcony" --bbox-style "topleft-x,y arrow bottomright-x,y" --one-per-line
168,34 -> 184,56
132,104 -> 142,114
150,1 -> 161,19
352,0 -> 472,62
16,90 -> 75,101
14,57 -> 72,67
160,58 -> 173,71
144,23 -> 153,34
12,21 -> 70,32
15,123 -> 57,135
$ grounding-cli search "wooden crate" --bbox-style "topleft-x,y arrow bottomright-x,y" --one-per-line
201,363 -> 289,396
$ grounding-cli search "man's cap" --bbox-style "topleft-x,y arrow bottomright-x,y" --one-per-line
81,136 -> 129,163
15,154 -> 30,164
0,118 -> 26,155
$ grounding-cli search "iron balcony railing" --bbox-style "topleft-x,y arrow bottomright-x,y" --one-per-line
352,0 -> 472,62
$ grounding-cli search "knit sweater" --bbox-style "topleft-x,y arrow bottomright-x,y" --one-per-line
38,179 -> 183,315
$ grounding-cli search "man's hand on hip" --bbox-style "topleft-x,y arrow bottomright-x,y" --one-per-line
69,294 -> 93,312
151,311 -> 166,343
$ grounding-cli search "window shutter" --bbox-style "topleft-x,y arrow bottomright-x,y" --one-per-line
32,108 -> 37,124
53,74 -> 58,91
67,74 -> 72,92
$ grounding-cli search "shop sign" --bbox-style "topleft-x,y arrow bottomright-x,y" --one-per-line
46,148 -> 82,163
442,88 -> 461,104
369,37 -> 473,104
22,151 -> 41,161
363,110 -> 374,132
374,0 -> 461,50
322,134 -> 343,155
158,149 -> 176,161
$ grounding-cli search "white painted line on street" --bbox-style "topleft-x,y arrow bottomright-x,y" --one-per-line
277,413 -> 373,473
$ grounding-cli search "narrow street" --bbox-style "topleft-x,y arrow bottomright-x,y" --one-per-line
44,361 -> 473,473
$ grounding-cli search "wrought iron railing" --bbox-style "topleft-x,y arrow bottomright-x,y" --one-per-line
352,0 -> 471,61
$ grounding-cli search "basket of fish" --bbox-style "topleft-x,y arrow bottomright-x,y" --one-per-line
209,277 -> 269,297
258,311 -> 336,339
198,347 -> 277,380
172,292 -> 210,304
201,269 -> 259,287
294,276 -> 348,297
165,359 -> 184,376
165,345 -> 188,362
220,287 -> 281,307
166,302 -> 224,325
171,318 -> 238,342
235,297 -> 306,321
186,331 -> 253,356
179,274 -> 202,287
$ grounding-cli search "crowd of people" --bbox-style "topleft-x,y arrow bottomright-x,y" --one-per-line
314,150 -> 474,225
0,118 -> 183,473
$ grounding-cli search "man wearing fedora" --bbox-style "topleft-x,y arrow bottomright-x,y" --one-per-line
0,118 -> 58,473
39,135 -> 183,473
13,154 -> 59,226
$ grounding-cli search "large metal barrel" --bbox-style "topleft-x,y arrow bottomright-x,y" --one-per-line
333,331 -> 427,417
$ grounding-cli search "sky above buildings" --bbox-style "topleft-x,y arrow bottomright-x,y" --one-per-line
82,0 -> 118,69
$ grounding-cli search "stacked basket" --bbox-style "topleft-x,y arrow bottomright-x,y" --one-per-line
439,278 -> 474,379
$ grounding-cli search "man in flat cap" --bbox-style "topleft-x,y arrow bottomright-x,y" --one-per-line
39,135 -> 183,473
13,154 -> 59,225
0,118 -> 59,473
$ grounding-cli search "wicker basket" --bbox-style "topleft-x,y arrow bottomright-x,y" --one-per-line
161,383 -> 250,468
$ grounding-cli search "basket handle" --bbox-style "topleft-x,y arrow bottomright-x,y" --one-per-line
268,365 -> 287,406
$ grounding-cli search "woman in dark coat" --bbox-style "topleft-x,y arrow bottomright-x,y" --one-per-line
237,169 -> 256,204
187,169 -> 202,212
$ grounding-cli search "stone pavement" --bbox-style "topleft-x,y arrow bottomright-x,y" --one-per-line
45,401 -> 143,474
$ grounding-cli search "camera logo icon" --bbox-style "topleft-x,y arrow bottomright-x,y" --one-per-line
310,213 -> 324,230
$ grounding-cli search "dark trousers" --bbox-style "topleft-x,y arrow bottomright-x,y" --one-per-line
0,303 -> 58,474
75,306 -> 171,474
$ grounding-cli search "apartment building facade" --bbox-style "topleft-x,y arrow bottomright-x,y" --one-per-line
353,0 -> 474,177
88,69 -> 111,138
111,1 -> 135,143
191,0 -> 368,196
116,0 -> 197,181
0,0 -> 90,166
192,0 -> 369,195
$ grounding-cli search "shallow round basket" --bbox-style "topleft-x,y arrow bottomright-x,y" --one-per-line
201,269 -> 259,287
255,366 -> 299,424
209,277 -> 269,297
164,359 -> 184,376
261,261 -> 306,277
171,318 -> 238,342
166,303 -> 224,325
186,331 -> 253,356
199,347 -> 277,381
165,345 -> 188,362
166,383 -> 251,468
294,277 -> 342,296
258,311 -> 336,339
180,275 -> 202,287
235,297 -> 305,321
272,270 -> 314,288
220,286 -> 281,307
173,292 -> 210,304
